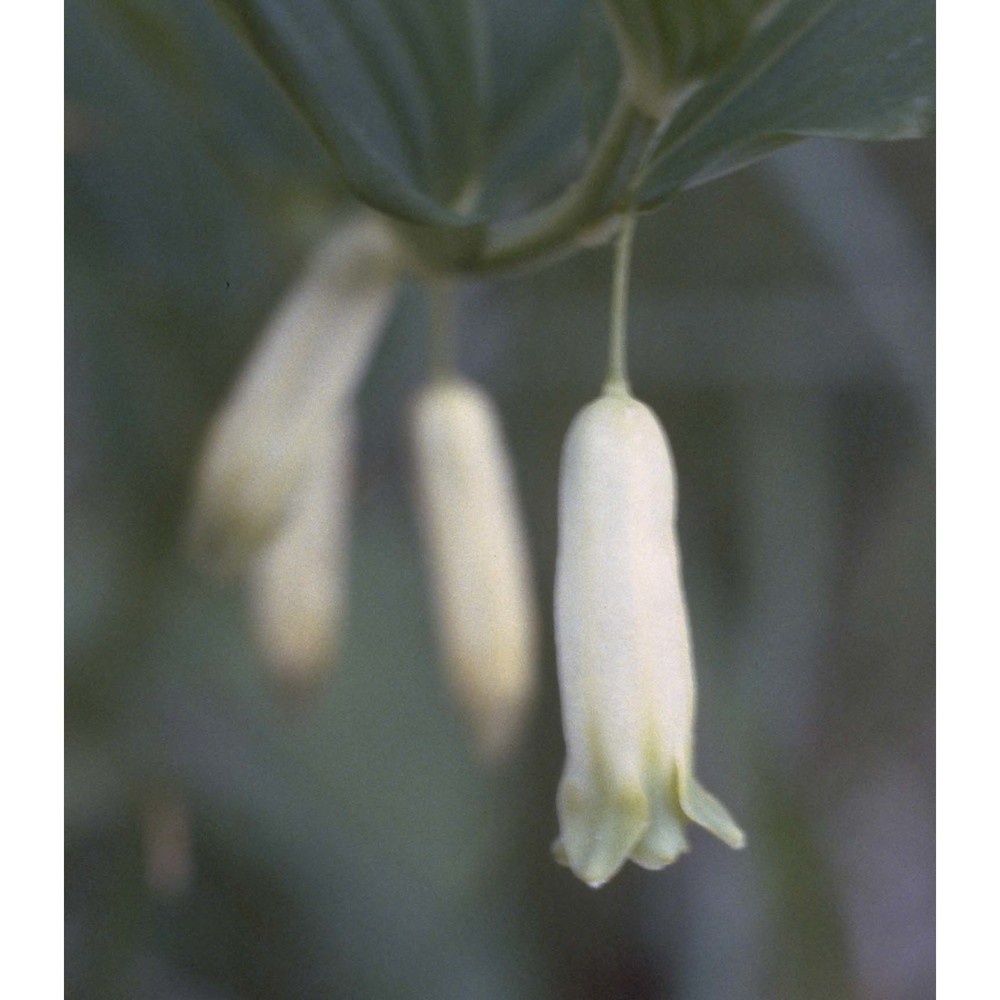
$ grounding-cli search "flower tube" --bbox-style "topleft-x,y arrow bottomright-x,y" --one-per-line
410,378 -> 538,761
249,410 -> 354,695
188,215 -> 398,574
554,392 -> 744,887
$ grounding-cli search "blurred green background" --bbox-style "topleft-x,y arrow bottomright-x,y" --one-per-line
65,1 -> 934,997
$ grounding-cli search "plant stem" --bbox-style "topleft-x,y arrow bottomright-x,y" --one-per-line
603,212 -> 637,396
474,95 -> 654,272
428,277 -> 457,380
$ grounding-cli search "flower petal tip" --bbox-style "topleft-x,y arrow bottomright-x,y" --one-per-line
681,777 -> 745,850
556,782 -> 650,888
630,816 -> 690,871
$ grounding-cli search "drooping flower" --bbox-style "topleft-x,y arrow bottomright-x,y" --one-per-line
188,215 -> 398,574
410,378 -> 538,760
249,411 -> 355,695
553,391 -> 744,887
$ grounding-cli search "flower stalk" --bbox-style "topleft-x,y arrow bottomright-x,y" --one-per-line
604,210 -> 637,396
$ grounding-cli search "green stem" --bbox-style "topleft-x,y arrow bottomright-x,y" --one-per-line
394,84 -> 665,277
428,278 -> 457,380
603,212 -> 637,396
473,95 -> 654,272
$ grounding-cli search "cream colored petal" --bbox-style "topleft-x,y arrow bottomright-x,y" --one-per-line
410,379 -> 538,761
554,393 -> 743,886
629,756 -> 690,870
555,773 -> 650,887
679,773 -> 746,850
556,397 -> 674,882
556,399 -> 659,792
188,215 -> 398,574
250,411 -> 354,695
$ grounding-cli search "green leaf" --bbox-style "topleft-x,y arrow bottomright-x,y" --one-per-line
600,0 -> 770,118
579,1 -> 621,146
478,0 -> 587,213
210,0 -> 486,226
95,0 -> 341,208
637,0 -> 935,205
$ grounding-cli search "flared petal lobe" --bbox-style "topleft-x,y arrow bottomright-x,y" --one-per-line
411,379 -> 539,761
554,394 -> 743,887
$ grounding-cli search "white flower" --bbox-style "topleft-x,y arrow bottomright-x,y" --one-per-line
554,392 -> 744,887
410,378 -> 538,760
188,215 -> 398,574
249,411 -> 354,694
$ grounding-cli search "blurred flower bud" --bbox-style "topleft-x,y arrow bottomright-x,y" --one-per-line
553,393 -> 744,887
188,215 -> 398,575
410,379 -> 538,761
250,411 -> 354,697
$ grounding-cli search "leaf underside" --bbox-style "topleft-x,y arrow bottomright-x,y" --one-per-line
207,0 -> 934,231
636,0 -> 935,205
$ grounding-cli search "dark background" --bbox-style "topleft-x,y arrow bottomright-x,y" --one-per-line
65,1 -> 935,997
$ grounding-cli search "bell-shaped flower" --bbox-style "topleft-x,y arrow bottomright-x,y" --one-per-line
553,392 -> 744,887
410,378 -> 538,761
249,410 -> 355,696
188,214 -> 398,574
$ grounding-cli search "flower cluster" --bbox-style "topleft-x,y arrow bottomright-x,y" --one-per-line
189,216 -> 397,691
188,215 -> 538,754
190,214 -> 742,884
